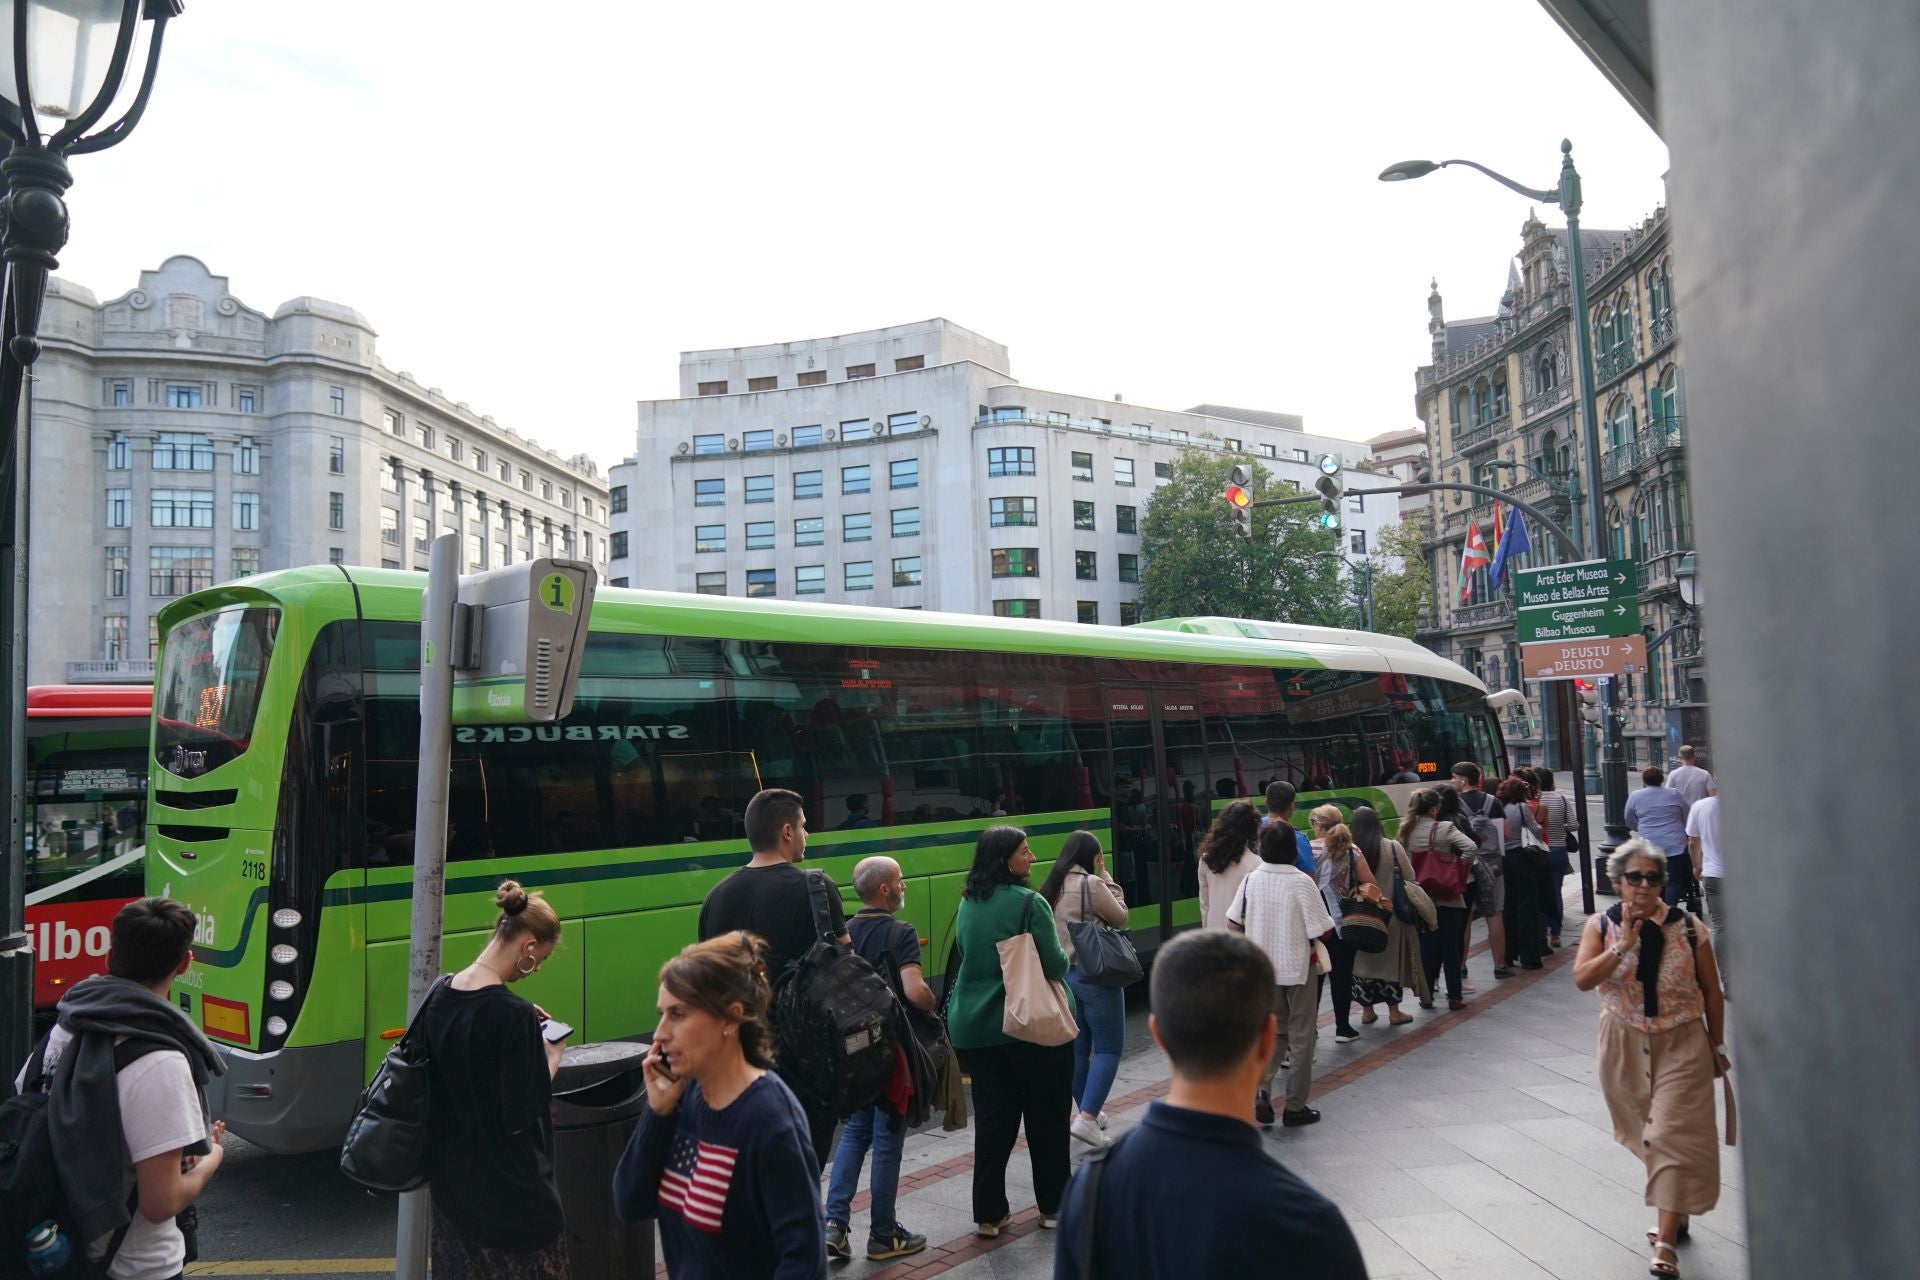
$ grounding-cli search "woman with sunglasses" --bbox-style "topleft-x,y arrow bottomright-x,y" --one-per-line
1573,839 -> 1728,1279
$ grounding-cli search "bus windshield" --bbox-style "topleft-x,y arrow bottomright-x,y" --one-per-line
155,606 -> 280,778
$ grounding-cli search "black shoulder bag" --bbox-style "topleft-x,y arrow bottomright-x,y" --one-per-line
339,974 -> 451,1192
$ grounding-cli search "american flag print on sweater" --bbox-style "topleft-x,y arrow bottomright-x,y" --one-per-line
659,1134 -> 738,1232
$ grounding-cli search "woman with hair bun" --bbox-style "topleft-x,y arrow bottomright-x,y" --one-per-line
423,880 -> 570,1278
614,931 -> 827,1279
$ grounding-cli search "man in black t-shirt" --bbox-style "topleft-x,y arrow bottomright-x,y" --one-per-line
697,787 -> 848,1165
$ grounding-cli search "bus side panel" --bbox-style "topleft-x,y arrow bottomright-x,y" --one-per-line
283,874 -> 366,1048
582,906 -> 701,1041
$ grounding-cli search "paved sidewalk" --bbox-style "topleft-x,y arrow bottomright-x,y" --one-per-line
815,904 -> 1746,1280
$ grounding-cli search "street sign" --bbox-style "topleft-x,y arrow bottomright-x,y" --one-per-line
1516,596 -> 1641,643
1513,558 -> 1636,609
1521,635 -> 1645,681
450,557 -> 598,725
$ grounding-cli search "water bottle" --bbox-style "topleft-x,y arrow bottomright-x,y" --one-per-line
25,1220 -> 71,1277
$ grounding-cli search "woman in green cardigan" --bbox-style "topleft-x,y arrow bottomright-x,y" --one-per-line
945,825 -> 1074,1238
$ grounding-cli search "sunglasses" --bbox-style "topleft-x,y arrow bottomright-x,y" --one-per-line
1619,869 -> 1667,887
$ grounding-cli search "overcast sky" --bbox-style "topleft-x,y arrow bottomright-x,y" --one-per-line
51,0 -> 1667,466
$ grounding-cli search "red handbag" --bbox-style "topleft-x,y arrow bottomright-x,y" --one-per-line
1411,823 -> 1470,900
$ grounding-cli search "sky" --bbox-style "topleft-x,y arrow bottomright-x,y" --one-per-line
49,0 -> 1668,467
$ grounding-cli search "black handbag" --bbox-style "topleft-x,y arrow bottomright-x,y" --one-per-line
1066,875 -> 1143,988
339,975 -> 450,1192
1390,864 -> 1418,925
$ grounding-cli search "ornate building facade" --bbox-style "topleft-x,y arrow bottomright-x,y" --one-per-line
1412,203 -> 1706,769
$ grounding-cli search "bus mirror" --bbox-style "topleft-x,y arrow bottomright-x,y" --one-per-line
1484,688 -> 1530,715
451,557 -> 598,724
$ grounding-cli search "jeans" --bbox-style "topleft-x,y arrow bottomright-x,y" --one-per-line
1420,904 -> 1467,1001
1541,858 -> 1568,940
1503,854 -> 1545,967
825,1104 -> 904,1238
1662,854 -> 1695,907
1317,935 -> 1358,1033
1702,875 -> 1727,981
960,1040 -> 1073,1222
1064,967 -> 1125,1117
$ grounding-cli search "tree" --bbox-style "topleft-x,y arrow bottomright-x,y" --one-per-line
1138,453 -> 1349,626
1362,520 -> 1432,639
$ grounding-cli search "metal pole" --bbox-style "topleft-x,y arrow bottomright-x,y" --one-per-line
0,257 -> 27,1086
1558,139 -> 1631,852
395,533 -> 458,1280
1561,680 -> 1596,913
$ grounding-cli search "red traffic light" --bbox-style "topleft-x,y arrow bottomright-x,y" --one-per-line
1224,484 -> 1252,508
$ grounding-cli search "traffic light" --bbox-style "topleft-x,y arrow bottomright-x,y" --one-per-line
1314,454 -> 1343,531
1224,464 -> 1253,540
1575,679 -> 1602,725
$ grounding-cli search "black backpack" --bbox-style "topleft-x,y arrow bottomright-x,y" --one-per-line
2,1037 -> 157,1279
771,871 -> 901,1119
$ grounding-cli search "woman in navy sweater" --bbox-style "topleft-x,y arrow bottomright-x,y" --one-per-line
613,932 -> 827,1280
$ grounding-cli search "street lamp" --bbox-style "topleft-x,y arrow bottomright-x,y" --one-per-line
0,0 -> 183,1088
1380,138 -> 1632,857
1317,550 -> 1374,631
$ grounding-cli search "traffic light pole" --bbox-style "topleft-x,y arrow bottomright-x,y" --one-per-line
1256,481 -> 1585,562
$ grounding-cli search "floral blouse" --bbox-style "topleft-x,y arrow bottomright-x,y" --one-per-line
1596,911 -> 1706,1034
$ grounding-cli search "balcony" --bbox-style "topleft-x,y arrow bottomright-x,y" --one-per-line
1637,417 -> 1686,468
68,659 -> 154,683
1601,439 -> 1640,483
1593,342 -> 1638,386
1521,382 -> 1570,419
1451,598 -> 1513,630
1449,419 -> 1496,453
1650,310 -> 1678,350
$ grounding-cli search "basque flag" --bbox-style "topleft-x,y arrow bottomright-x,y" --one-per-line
1459,520 -> 1491,602
1488,505 -> 1534,588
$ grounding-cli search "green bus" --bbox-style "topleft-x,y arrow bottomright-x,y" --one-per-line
148,567 -> 1507,1154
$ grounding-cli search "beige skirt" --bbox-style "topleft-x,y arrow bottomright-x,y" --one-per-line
1595,1013 -> 1721,1215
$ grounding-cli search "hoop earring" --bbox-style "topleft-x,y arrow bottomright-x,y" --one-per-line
518,954 -> 537,976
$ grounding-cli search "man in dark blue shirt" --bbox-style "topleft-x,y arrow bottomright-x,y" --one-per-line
1053,930 -> 1366,1280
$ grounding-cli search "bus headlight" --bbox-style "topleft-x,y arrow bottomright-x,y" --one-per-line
270,944 -> 297,965
268,980 -> 294,1001
265,1016 -> 288,1036
272,909 -> 302,929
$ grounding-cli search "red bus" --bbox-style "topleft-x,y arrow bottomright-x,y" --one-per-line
22,685 -> 151,1012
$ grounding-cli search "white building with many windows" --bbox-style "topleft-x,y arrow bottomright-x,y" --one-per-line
27,255 -> 609,686
609,319 -> 1398,621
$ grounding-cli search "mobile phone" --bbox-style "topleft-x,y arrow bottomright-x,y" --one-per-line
540,1019 -> 573,1044
646,1042 -> 678,1082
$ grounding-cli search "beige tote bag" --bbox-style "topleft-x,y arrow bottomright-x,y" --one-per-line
999,892 -> 1078,1046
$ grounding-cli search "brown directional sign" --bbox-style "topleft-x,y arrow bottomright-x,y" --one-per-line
1521,635 -> 1645,682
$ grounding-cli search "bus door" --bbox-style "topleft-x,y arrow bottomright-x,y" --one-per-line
1103,685 -> 1208,942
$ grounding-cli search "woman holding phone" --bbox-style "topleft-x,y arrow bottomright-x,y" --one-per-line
614,931 -> 827,1279
422,880 -> 570,1279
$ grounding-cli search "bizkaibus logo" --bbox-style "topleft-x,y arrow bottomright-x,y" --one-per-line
455,724 -> 691,744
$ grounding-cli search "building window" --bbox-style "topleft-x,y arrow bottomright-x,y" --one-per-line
992,599 -> 1040,618
1075,550 -> 1098,580
1047,411 -> 1070,426
990,406 -> 1025,423
888,458 -> 919,489
695,571 -> 726,595
166,384 -> 204,409
418,423 -> 437,451
744,569 -> 775,597
381,464 -> 399,493
328,436 -> 346,474
890,507 -> 920,538
1257,443 -> 1277,459
111,381 -> 132,407
1154,461 -> 1172,479
895,355 -> 924,372
748,375 -> 778,392
1223,437 -> 1241,452
840,418 -> 873,441
797,370 -> 826,387
106,488 -> 130,528
381,508 -> 400,545
237,388 -> 257,414
412,516 -> 431,554
842,512 -> 872,542
992,547 -> 1040,578
102,614 -> 127,659
610,484 -> 628,513
540,479 -> 553,500
149,546 -> 212,597
151,488 -> 214,528
990,496 -> 1037,527
892,556 -> 922,587
746,521 -> 775,551
384,410 -> 403,436
887,411 -> 919,436
1118,553 -> 1139,583
329,547 -> 344,565
743,429 -> 774,452
695,477 -> 725,506
795,516 -> 825,546
105,546 -> 128,597
842,465 -> 870,494
1295,448 -> 1311,462
792,425 -> 823,448
793,470 -> 822,500
1114,458 -> 1135,486
844,561 -> 874,591
1116,504 -> 1137,534
988,447 -> 1036,477
695,524 -> 726,553
744,474 -> 774,504
1071,452 -> 1094,482
606,530 -> 628,559
796,565 -> 826,594
698,380 -> 728,396
846,363 -> 875,380
1350,530 -> 1367,554
519,470 -> 532,492
693,433 -> 724,455
473,448 -> 488,474
1119,601 -> 1140,626
232,547 -> 262,578
1073,500 -> 1095,531
235,436 -> 260,474
498,460 -> 511,483
329,492 -> 345,530
329,386 -> 346,415
581,497 -> 594,520
108,432 -> 130,469
465,534 -> 484,569
449,438 -> 464,463
1077,600 -> 1099,624
152,432 -> 213,470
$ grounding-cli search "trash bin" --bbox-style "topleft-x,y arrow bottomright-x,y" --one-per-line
551,1042 -> 654,1279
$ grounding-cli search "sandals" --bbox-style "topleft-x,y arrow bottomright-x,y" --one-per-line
1645,1223 -> 1691,1247
1649,1240 -> 1679,1277
1388,1010 -> 1414,1026
1360,1007 -> 1378,1024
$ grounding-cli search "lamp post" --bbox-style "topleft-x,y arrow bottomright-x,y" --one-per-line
1317,550 -> 1374,630
0,0 -> 183,1088
1380,139 -> 1631,855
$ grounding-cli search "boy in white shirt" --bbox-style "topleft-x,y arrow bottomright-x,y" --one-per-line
1227,822 -> 1337,1128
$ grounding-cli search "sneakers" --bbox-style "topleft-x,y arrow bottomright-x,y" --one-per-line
825,1220 -> 851,1262
867,1227 -> 927,1261
1448,999 -> 1468,1011
1493,966 -> 1516,979
1282,1106 -> 1323,1127
976,1215 -> 1012,1238
1097,1111 -> 1110,1131
1039,1214 -> 1059,1230
1334,1027 -> 1360,1044
1069,1112 -> 1108,1146
1254,1088 -> 1276,1126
